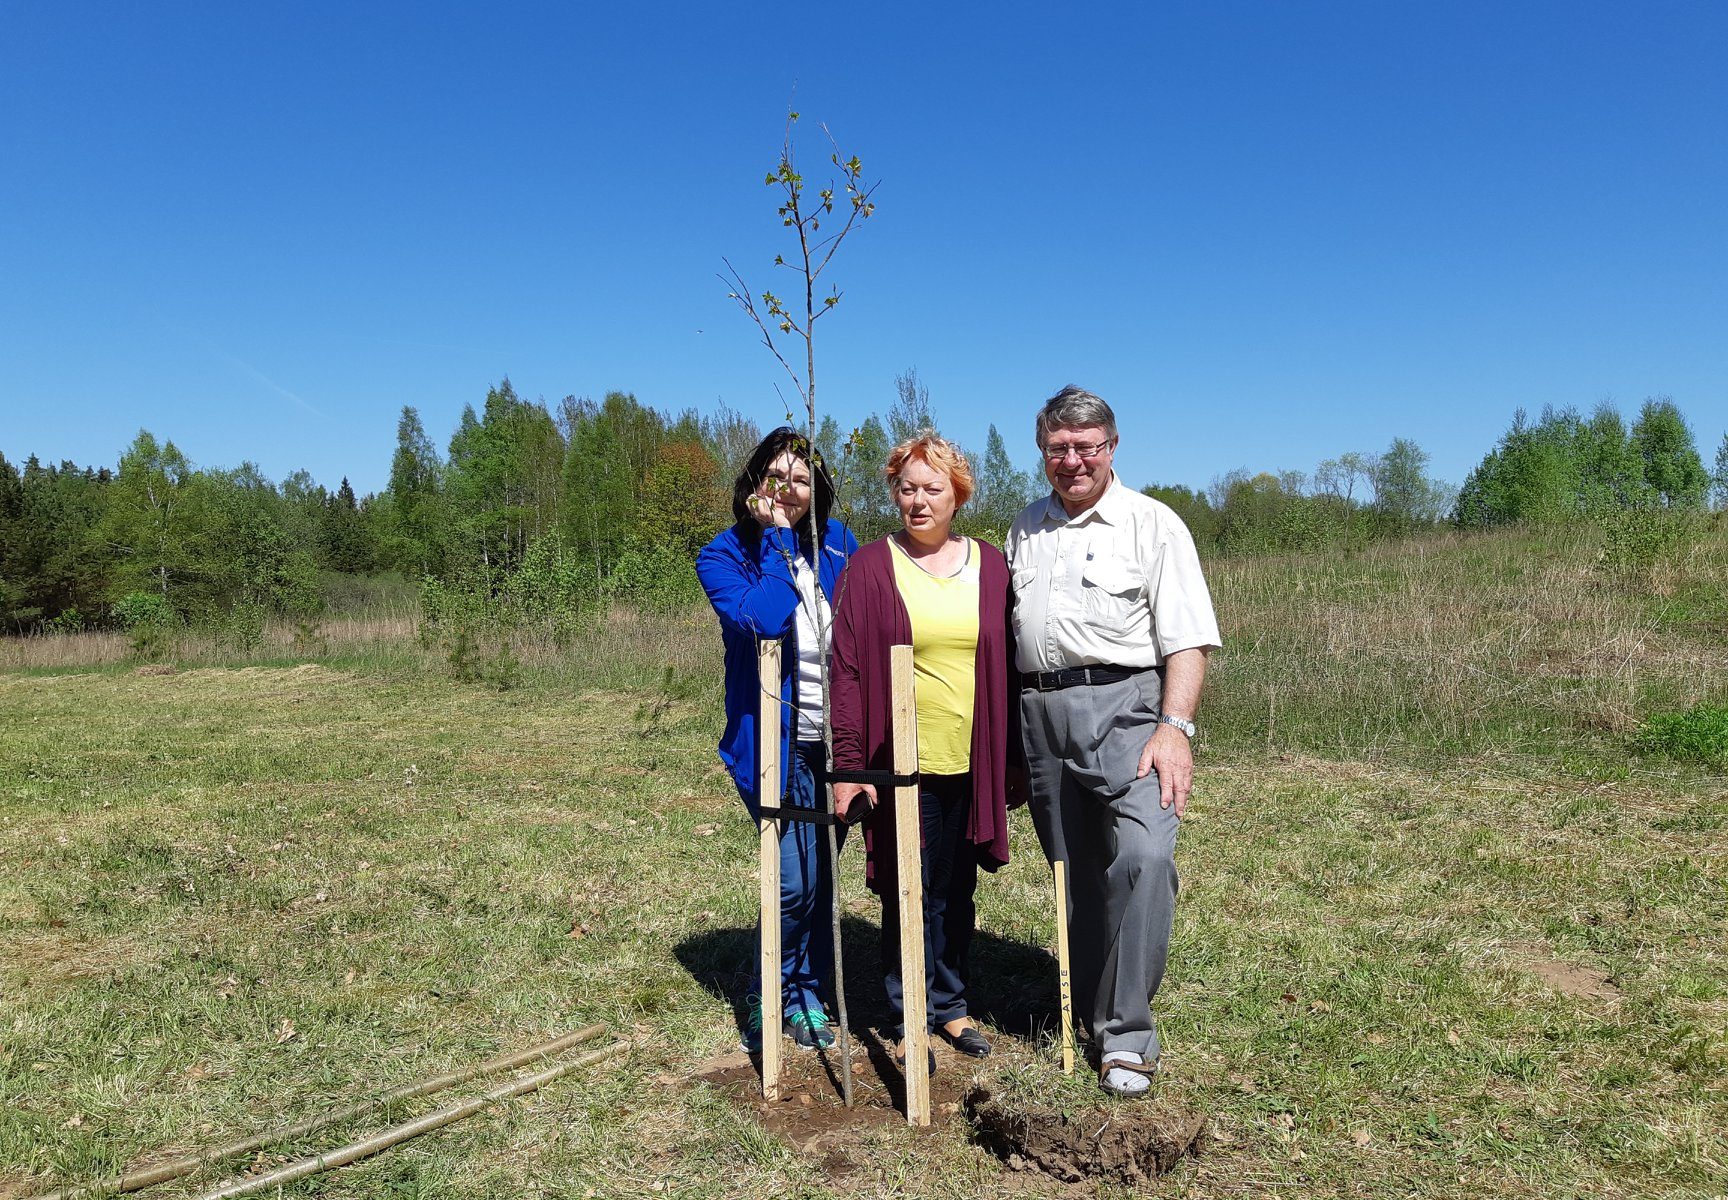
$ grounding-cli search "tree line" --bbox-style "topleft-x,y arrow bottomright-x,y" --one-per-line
2,379 -> 1721,633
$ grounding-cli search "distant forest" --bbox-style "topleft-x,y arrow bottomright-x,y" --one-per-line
2,375 -> 1722,634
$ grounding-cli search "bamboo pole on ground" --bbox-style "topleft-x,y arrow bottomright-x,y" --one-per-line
29,1026 -> 609,1200
185,1041 -> 629,1200
1054,861 -> 1075,1076
757,639 -> 784,1100
890,644 -> 930,1127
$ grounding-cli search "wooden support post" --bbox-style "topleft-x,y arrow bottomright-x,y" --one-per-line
757,639 -> 783,1101
890,644 -> 930,1127
1054,860 -> 1075,1076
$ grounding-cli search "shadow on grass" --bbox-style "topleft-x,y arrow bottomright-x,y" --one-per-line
673,913 -> 1063,1050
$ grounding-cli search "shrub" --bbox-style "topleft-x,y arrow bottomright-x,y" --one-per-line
223,600 -> 267,652
43,607 -> 86,634
291,618 -> 329,658
1598,509 -> 1695,576
604,544 -> 705,613
113,591 -> 178,630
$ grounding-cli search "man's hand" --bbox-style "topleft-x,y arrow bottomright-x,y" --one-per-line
833,781 -> 877,821
1138,723 -> 1193,816
1004,764 -> 1030,810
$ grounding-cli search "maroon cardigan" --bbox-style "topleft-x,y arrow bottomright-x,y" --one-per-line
829,537 -> 1017,894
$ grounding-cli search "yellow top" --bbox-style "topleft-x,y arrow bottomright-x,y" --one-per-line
889,537 -> 981,775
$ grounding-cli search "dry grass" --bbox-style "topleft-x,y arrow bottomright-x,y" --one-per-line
0,606 -> 721,691
1203,523 -> 1728,758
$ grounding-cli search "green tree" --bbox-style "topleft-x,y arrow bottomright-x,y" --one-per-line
2,456 -> 111,629
98,431 -> 201,605
1369,437 -> 1445,527
1576,403 -> 1646,515
973,424 -> 1036,533
199,463 -> 319,615
318,477 -> 373,573
835,414 -> 893,537
1455,409 -> 1578,527
386,406 -> 444,575
559,391 -> 666,581
446,381 -> 565,575
1712,433 -> 1728,511
637,440 -> 726,557
1142,483 -> 1219,550
1631,396 -> 1708,510
1314,452 -> 1372,503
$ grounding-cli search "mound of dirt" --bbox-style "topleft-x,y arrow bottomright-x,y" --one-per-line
963,1086 -> 1205,1184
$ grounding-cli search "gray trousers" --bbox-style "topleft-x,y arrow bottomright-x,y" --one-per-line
1020,670 -> 1179,1062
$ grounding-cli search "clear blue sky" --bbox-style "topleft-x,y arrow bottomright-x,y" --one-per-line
4,1 -> 1725,497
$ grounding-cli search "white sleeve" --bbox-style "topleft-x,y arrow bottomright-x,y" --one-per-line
1146,509 -> 1222,658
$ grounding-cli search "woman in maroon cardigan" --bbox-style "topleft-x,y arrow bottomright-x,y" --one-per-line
830,433 -> 1022,1064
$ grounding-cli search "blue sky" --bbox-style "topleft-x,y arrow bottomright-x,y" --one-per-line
3,1 -> 1724,497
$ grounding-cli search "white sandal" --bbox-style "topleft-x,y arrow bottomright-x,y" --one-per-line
1099,1054 -> 1159,1097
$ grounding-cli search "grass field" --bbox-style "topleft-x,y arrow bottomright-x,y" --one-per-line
3,527 -> 1725,1198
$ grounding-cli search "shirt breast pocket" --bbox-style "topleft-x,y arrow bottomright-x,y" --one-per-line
1080,560 -> 1143,621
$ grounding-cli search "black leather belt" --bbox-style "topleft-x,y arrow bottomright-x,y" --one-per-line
1022,664 -> 1149,691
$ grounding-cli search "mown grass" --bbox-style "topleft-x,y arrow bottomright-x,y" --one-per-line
2,525 -> 1725,1199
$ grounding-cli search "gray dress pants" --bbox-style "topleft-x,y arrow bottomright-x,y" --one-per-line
1020,669 -> 1179,1063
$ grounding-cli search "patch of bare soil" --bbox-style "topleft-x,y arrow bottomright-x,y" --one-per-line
964,1087 -> 1206,1185
686,1034 -> 980,1169
1504,940 -> 1621,1002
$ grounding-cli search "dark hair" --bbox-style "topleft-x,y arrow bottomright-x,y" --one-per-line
731,426 -> 835,539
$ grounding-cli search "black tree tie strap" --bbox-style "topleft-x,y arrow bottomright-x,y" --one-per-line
757,805 -> 844,826
826,769 -> 921,789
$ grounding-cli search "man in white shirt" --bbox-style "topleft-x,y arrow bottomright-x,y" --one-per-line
1005,385 -> 1222,1097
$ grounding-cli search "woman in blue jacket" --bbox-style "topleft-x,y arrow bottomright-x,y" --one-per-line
695,427 -> 858,1052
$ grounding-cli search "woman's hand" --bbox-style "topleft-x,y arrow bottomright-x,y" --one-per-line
747,488 -> 794,529
834,781 -> 877,822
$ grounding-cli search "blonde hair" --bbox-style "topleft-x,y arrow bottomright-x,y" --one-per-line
884,432 -> 975,507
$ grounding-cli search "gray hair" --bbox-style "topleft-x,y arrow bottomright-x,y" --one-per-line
1035,385 -> 1117,448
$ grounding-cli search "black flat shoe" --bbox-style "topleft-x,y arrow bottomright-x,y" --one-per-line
939,1025 -> 992,1058
893,1044 -> 938,1074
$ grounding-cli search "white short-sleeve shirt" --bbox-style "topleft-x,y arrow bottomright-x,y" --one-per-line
1005,475 -> 1222,674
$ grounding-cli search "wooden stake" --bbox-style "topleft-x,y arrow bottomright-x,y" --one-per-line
757,639 -> 783,1101
890,644 -> 930,1127
1054,860 -> 1075,1076
30,1027 -> 609,1200
185,1042 -> 629,1200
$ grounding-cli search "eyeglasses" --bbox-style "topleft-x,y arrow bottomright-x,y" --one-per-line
1041,438 -> 1114,462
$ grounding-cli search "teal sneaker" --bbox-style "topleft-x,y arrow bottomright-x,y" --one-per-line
785,1006 -> 835,1050
741,996 -> 763,1054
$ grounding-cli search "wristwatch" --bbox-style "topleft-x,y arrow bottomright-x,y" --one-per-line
1158,713 -> 1196,739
